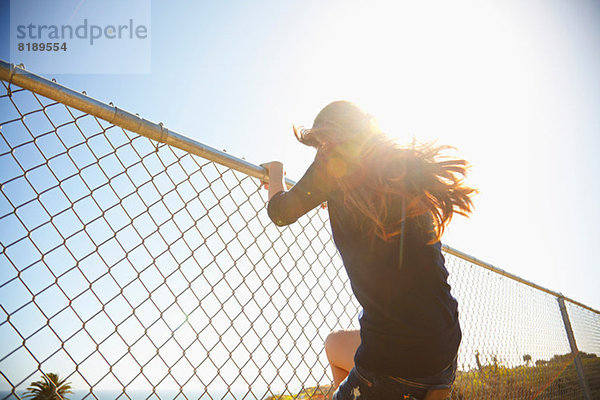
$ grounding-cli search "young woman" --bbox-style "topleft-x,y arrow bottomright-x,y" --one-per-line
261,101 -> 475,400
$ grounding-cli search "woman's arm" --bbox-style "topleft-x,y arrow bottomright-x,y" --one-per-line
261,158 -> 332,226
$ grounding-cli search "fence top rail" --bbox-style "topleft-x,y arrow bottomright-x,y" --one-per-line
1,59 -> 597,316
0,60 -> 297,190
441,246 -> 598,314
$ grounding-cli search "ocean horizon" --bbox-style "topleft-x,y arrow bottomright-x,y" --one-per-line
0,389 -> 268,400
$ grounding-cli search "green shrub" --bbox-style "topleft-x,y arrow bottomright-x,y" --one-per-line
265,353 -> 599,400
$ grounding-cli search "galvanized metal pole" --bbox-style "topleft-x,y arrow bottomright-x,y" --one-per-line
557,296 -> 592,400
0,60 -> 297,189
442,246 -> 600,315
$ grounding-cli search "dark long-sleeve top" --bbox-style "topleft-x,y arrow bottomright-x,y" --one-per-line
266,152 -> 461,378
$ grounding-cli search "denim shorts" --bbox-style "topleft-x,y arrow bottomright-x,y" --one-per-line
333,357 -> 457,400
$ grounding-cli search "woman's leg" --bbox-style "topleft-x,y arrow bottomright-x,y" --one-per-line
324,330 -> 361,388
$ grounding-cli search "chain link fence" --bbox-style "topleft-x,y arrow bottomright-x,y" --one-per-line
1,62 -> 599,400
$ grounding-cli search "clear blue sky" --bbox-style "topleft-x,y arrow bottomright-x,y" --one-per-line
2,0 -> 599,309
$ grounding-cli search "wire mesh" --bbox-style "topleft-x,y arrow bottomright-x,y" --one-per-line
0,80 -> 359,399
445,254 -> 590,399
1,73 -> 599,400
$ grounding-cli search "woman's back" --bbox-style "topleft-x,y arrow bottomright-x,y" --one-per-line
324,154 -> 462,378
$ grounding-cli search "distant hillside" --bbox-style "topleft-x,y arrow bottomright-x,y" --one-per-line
452,352 -> 599,399
264,352 -> 599,400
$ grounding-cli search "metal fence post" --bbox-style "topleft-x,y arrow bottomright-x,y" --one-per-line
557,295 -> 592,400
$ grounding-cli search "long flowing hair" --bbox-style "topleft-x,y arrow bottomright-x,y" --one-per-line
294,102 -> 476,243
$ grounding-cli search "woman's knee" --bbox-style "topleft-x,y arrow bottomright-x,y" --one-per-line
324,330 -> 360,359
324,330 -> 338,350
325,330 -> 346,353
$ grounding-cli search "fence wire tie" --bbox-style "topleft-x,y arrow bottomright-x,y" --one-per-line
157,121 -> 166,152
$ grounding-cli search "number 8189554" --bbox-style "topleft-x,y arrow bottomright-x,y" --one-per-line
17,42 -> 68,52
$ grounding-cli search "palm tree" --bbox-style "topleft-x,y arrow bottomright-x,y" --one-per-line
23,372 -> 73,400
